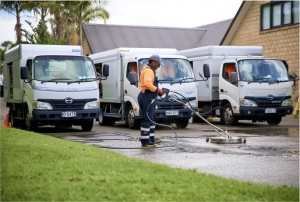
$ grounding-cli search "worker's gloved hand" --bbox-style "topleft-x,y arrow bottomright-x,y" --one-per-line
157,88 -> 165,96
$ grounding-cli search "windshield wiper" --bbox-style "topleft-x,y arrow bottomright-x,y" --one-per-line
158,79 -> 175,82
78,78 -> 95,81
170,78 -> 194,85
247,77 -> 269,84
38,78 -> 71,83
49,78 -> 71,81
158,78 -> 194,85
269,80 -> 290,85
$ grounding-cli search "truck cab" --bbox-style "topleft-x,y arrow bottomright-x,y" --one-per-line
219,58 -> 293,125
4,44 -> 100,131
90,48 -> 198,129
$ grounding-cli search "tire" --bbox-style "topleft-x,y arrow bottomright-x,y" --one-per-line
98,108 -> 115,126
9,109 -> 20,128
266,116 -> 282,126
125,105 -> 140,129
81,120 -> 94,131
175,119 -> 189,128
223,103 -> 238,125
24,108 -> 38,131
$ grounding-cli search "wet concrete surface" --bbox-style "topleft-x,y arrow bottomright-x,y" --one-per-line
1,98 -> 299,187
60,132 -> 299,187
38,119 -> 299,187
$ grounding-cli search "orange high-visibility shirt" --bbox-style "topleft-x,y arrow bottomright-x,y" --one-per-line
140,66 -> 157,93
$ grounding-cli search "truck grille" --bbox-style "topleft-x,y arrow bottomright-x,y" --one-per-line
157,102 -> 184,110
52,100 -> 85,109
38,99 -> 96,110
246,96 -> 290,107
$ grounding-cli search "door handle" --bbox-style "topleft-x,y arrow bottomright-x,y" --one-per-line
220,89 -> 227,93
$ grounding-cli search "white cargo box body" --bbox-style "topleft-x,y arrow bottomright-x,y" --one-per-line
5,44 -> 82,62
89,47 -> 178,103
179,46 -> 263,101
4,44 -> 83,103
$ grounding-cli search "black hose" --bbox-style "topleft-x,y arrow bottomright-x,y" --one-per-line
93,90 -> 230,149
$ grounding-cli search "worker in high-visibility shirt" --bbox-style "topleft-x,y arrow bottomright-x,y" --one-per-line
138,55 -> 165,147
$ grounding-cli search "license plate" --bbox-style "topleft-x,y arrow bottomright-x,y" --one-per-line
62,111 -> 77,117
166,110 -> 179,116
265,108 -> 276,113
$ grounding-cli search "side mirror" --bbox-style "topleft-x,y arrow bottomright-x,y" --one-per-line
289,72 -> 298,80
128,72 -> 137,85
230,72 -> 237,84
203,64 -> 210,78
102,64 -> 109,77
20,66 -> 29,80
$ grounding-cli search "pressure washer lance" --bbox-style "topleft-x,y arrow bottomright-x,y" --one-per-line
160,88 -> 246,144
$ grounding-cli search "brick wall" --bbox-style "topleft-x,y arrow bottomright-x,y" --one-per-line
230,1 -> 299,104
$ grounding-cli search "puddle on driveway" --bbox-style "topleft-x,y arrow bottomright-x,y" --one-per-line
202,127 -> 299,137
65,133 -> 299,157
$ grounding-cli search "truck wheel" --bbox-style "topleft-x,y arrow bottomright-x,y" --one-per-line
266,116 -> 282,126
98,108 -> 115,126
9,110 -> 20,128
126,105 -> 140,129
81,120 -> 94,131
223,103 -> 238,125
24,109 -> 38,131
175,119 -> 189,128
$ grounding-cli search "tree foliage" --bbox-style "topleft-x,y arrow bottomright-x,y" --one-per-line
0,0 -> 109,46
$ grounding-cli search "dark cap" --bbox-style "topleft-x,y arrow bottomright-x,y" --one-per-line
149,54 -> 164,66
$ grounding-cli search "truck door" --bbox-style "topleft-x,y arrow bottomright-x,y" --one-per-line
124,61 -> 139,102
219,63 -> 239,107
23,59 -> 34,105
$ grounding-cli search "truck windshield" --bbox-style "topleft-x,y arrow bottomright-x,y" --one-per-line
237,59 -> 289,83
138,58 -> 194,83
34,55 -> 96,82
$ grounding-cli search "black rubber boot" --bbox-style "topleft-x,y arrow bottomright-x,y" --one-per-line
141,139 -> 157,147
150,137 -> 162,144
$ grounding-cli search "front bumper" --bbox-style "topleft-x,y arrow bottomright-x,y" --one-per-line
32,109 -> 99,124
139,107 -> 197,120
239,106 -> 293,117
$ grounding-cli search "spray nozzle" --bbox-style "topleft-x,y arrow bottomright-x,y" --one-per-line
161,88 -> 170,102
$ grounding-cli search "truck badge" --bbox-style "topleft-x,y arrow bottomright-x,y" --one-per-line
266,94 -> 274,100
65,97 -> 73,104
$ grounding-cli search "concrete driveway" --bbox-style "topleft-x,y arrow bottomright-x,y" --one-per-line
1,97 -> 299,187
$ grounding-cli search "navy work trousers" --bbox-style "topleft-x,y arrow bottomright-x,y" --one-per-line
138,91 -> 157,140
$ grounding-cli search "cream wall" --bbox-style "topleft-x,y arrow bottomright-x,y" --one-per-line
229,1 -> 299,104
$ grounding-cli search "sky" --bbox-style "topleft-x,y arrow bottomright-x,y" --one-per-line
0,0 -> 243,45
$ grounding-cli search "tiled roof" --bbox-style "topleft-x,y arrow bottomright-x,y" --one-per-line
82,19 -> 232,53
196,19 -> 232,46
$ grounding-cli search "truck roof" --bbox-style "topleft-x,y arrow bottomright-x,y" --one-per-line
88,47 -> 178,61
178,46 -> 263,58
4,44 -> 83,62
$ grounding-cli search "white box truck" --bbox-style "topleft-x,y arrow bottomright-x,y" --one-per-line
179,46 -> 294,125
3,44 -> 100,131
89,47 -> 200,129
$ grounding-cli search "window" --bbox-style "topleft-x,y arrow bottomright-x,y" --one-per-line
26,60 -> 33,81
126,62 -> 138,87
261,1 -> 299,30
222,63 -> 237,84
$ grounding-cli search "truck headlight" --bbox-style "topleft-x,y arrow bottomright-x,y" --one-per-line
187,100 -> 198,108
33,101 -> 53,110
281,98 -> 293,106
240,99 -> 257,107
84,100 -> 100,109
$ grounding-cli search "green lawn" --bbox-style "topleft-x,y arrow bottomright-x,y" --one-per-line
1,127 -> 299,201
